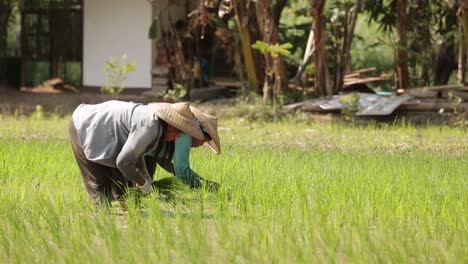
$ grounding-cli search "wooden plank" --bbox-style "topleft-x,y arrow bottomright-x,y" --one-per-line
397,100 -> 468,112
344,73 -> 362,79
351,67 -> 377,74
20,86 -> 62,94
152,65 -> 169,76
59,83 -> 80,93
344,67 -> 377,78
406,88 -> 440,98
441,90 -> 468,100
406,86 -> 468,99
211,77 -> 242,88
43,78 -> 80,93
356,94 -> 413,116
344,67 -> 377,79
408,84 -> 467,91
344,76 -> 391,86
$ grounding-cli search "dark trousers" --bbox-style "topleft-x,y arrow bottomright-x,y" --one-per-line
69,120 -> 156,205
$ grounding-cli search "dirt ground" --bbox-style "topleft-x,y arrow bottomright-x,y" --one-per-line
0,83 -> 238,116
0,84 -> 465,126
0,84 -> 164,115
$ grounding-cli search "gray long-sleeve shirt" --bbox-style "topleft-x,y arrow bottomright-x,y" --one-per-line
71,100 -> 162,184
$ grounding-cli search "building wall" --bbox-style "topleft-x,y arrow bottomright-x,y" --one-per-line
83,0 -> 152,89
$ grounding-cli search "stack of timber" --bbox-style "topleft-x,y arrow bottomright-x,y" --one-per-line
292,67 -> 391,94
343,67 -> 391,88
398,85 -> 468,112
211,77 -> 242,88
20,78 -> 80,94
285,84 -> 468,116
143,65 -> 170,98
284,93 -> 413,116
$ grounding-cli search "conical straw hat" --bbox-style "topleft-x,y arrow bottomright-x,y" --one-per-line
148,102 -> 204,140
190,106 -> 221,154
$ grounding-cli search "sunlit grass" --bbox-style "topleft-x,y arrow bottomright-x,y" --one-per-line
0,111 -> 466,262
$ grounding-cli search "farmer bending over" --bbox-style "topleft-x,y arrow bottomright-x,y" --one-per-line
69,100 -> 219,206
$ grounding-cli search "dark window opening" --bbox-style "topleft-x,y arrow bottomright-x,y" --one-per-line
21,2 -> 83,87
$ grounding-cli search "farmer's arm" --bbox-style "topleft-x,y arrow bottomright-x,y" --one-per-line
172,134 -> 204,188
116,125 -> 158,185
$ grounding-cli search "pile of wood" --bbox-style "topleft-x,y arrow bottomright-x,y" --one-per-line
284,93 -> 413,116
286,66 -> 468,114
289,67 -> 391,94
343,67 -> 391,88
398,85 -> 468,112
20,78 -> 80,94
285,84 -> 468,116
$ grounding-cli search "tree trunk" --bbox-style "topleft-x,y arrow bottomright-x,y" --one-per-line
273,0 -> 288,25
434,41 -> 457,85
457,0 -> 468,84
434,2 -> 458,85
458,23 -> 466,84
256,1 -> 271,103
272,0 -> 288,93
246,5 -> 264,94
310,0 -> 331,96
395,0 -> 409,89
232,0 -> 259,95
0,1 -> 12,83
334,0 -> 362,94
458,0 -> 468,52
408,0 -> 431,86
256,0 -> 288,103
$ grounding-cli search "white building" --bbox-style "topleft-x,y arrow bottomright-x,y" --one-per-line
83,0 -> 193,92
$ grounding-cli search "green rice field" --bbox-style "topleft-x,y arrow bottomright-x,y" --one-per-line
0,109 -> 467,263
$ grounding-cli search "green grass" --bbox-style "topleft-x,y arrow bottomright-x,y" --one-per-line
0,112 -> 467,263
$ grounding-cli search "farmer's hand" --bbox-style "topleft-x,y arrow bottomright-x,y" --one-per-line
136,177 -> 153,194
204,180 -> 220,193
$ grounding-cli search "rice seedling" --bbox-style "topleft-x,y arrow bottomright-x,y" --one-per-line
0,113 -> 466,263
